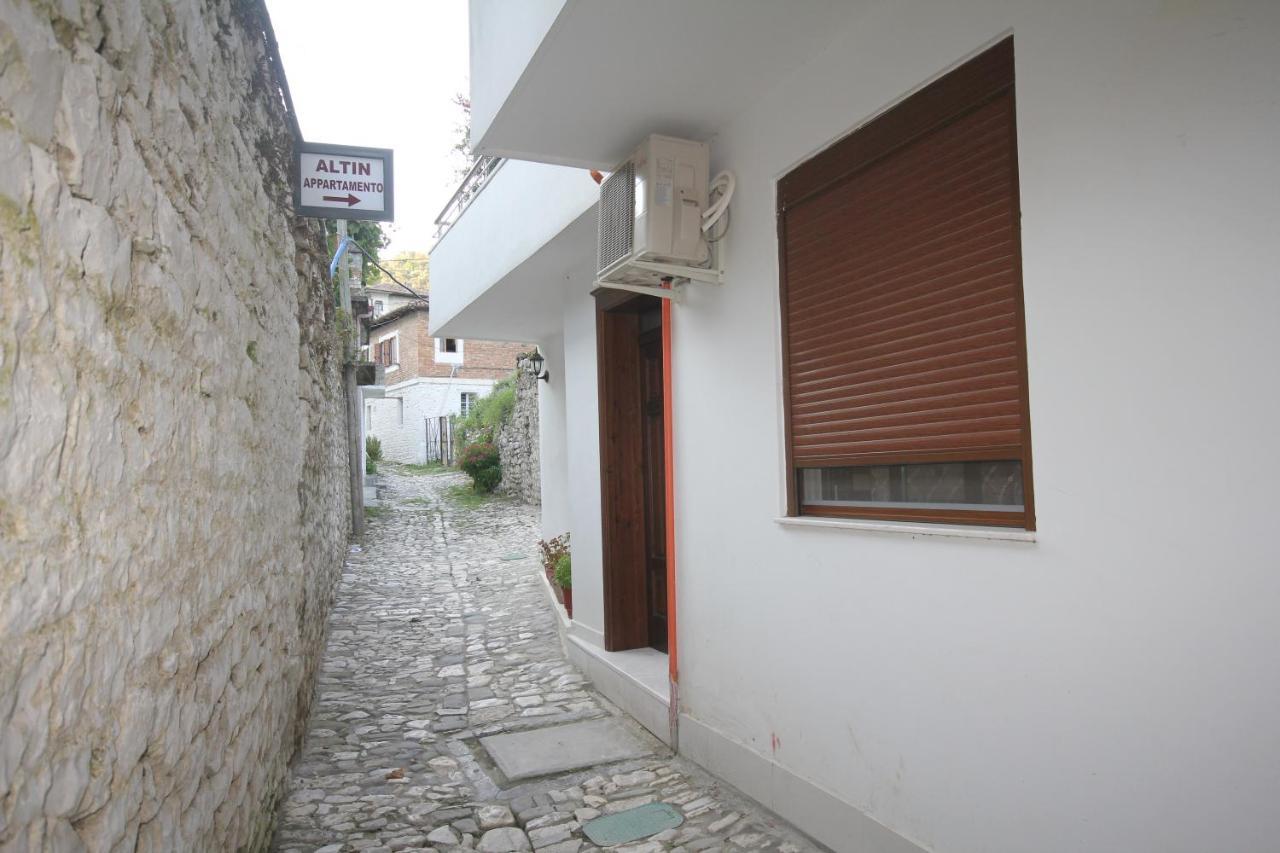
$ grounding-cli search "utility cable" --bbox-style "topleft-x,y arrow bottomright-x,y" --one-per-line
346,237 -> 424,301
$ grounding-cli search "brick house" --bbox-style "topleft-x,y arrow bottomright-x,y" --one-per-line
364,298 -> 527,463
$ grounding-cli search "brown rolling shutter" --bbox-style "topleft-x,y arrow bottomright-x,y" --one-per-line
777,38 -> 1034,527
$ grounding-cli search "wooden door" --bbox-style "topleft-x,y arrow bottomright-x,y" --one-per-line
639,328 -> 668,652
597,294 -> 668,653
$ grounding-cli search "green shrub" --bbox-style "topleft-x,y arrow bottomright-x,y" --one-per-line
398,461 -> 445,475
554,553 -> 572,589
365,457 -> 377,475
365,434 -> 383,462
455,374 -> 517,446
445,483 -> 493,508
460,442 -> 501,493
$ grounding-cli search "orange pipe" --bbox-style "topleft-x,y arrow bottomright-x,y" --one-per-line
662,285 -> 678,691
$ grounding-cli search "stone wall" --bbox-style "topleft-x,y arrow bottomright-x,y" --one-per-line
497,367 -> 541,505
0,1 -> 348,850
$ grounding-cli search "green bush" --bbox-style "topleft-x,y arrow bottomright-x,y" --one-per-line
460,442 -> 501,493
365,457 -> 377,475
454,374 -> 517,446
554,553 -> 572,589
365,434 -> 383,462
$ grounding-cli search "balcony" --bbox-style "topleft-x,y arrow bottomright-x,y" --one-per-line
469,0 -> 848,168
429,157 -> 599,342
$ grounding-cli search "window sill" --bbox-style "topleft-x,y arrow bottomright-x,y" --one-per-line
774,515 -> 1036,543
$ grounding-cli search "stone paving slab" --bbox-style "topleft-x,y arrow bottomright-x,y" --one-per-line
481,718 -> 652,781
269,466 -> 821,853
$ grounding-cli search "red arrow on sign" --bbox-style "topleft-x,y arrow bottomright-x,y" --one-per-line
322,194 -> 360,206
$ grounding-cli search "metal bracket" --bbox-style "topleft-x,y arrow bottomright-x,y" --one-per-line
622,259 -> 723,284
594,248 -> 723,300
592,280 -> 682,301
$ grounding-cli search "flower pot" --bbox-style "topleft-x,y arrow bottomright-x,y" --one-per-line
561,587 -> 573,618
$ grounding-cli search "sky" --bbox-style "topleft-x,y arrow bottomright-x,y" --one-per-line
266,0 -> 470,256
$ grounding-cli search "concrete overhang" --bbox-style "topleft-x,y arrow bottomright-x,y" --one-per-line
470,0 -> 847,169
430,159 -> 598,343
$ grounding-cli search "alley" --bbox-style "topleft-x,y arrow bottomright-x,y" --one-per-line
270,469 -> 820,853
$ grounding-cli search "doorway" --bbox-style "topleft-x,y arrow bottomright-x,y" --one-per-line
597,294 -> 668,653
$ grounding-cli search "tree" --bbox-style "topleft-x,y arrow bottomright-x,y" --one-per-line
324,219 -> 388,284
369,250 -> 429,293
450,93 -> 475,184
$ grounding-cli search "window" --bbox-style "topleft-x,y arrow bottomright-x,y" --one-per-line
777,38 -> 1034,529
375,335 -> 398,369
373,300 -> 385,317
435,336 -> 463,365
460,392 -> 477,417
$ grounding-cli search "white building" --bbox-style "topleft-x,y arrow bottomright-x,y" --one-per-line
363,299 -> 527,464
431,3 -> 1280,852
364,281 -> 423,317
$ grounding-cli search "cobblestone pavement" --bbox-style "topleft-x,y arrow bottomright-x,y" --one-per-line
271,468 -> 822,853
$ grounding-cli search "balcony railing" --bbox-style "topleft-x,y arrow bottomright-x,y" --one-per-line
433,155 -> 505,243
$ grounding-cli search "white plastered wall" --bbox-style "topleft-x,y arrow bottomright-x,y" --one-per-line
537,333 -> 571,540
537,2 -> 1280,852
560,291 -> 606,638
663,2 -> 1280,853
367,377 -> 499,464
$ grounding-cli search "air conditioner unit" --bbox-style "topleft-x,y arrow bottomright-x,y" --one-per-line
597,134 -> 710,290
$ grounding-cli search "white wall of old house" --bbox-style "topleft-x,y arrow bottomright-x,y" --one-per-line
510,2 -> 1280,852
468,0 -> 567,150
560,290 -> 607,638
366,377 -> 499,464
536,333 -> 572,541
369,290 -> 422,317
672,3 -> 1280,853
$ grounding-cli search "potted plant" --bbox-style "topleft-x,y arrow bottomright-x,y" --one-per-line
538,533 -> 570,588
554,553 -> 572,618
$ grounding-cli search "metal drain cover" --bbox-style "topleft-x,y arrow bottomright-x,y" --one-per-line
583,802 -> 684,845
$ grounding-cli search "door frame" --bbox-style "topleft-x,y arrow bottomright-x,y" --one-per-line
595,293 -> 665,652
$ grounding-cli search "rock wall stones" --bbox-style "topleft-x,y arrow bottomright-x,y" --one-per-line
0,0 -> 348,849
497,369 -> 540,505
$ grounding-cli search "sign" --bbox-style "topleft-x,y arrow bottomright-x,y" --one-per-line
294,142 -> 394,222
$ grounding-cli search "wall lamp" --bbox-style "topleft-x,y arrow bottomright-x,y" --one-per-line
518,350 -> 550,383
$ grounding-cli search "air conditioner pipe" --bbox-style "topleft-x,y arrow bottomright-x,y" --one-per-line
702,171 -> 735,232
661,275 -> 680,745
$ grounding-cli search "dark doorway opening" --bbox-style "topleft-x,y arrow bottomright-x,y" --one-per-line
597,294 -> 668,653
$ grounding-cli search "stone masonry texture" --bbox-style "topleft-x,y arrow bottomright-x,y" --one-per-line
0,1 -> 348,850
271,468 -> 819,853
497,368 -> 540,505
